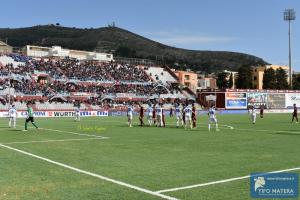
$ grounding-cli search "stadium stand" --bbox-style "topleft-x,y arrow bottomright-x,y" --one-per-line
0,53 -> 196,110
145,66 -> 178,84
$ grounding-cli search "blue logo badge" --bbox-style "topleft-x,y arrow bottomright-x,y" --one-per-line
250,173 -> 298,198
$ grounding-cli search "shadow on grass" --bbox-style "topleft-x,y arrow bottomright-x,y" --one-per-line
271,131 -> 300,136
7,129 -> 23,132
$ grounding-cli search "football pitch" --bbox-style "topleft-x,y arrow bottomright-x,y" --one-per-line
0,114 -> 300,200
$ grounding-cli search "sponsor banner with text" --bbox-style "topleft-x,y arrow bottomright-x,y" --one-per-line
0,110 -> 108,118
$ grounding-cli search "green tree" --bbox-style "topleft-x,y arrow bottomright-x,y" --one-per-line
293,74 -> 300,90
115,46 -> 136,57
228,73 -> 233,88
216,72 -> 228,89
275,68 -> 289,89
263,68 -> 276,89
236,65 -> 253,89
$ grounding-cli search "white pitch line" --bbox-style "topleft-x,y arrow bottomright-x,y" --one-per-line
0,144 -> 179,200
1,137 -> 108,145
155,167 -> 300,194
0,123 -> 108,139
39,127 -> 108,139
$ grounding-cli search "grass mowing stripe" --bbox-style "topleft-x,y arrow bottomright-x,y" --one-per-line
1,137 -> 108,145
155,167 -> 300,193
0,143 -> 179,200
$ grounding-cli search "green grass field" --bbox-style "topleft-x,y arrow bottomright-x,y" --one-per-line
0,114 -> 300,200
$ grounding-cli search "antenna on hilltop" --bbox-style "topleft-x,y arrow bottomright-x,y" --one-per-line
108,22 -> 116,28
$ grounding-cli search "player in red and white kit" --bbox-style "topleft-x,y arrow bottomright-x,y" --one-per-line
292,104 -> 298,123
162,104 -> 166,127
192,103 -> 196,128
152,103 -> 156,126
139,104 -> 145,126
260,105 -> 264,118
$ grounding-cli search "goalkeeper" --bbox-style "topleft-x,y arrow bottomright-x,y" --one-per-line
24,102 -> 39,131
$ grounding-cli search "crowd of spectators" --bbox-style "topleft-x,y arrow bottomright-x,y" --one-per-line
3,55 -> 151,82
0,77 -> 180,97
0,54 -> 182,105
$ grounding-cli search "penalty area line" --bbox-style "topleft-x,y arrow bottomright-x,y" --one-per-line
0,144 -> 179,200
155,167 -> 300,194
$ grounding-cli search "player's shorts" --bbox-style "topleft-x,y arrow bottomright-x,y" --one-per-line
208,117 -> 217,123
26,117 -> 34,123
148,114 -> 153,118
185,115 -> 192,122
176,115 -> 182,120
128,114 -> 133,120
293,113 -> 298,117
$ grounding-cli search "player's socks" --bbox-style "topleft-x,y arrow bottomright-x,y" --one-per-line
216,123 -> 219,130
32,122 -> 38,129
208,124 -> 211,131
25,122 -> 28,130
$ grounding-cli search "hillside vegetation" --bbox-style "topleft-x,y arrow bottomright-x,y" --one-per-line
0,25 -> 268,72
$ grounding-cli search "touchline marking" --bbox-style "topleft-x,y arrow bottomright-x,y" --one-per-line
1,137 -> 108,145
155,167 -> 300,194
0,144 -> 179,200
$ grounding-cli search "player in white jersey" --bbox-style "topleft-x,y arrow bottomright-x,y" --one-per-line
175,104 -> 183,128
147,104 -> 153,126
127,104 -> 133,127
156,104 -> 163,127
74,106 -> 80,121
250,106 -> 257,124
208,105 -> 218,131
8,105 -> 17,128
184,104 -> 193,129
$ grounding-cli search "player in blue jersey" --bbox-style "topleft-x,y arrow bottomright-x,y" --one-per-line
127,104 -> 133,127
175,104 -> 183,128
147,104 -> 153,126
8,105 -> 17,128
184,104 -> 193,129
208,105 -> 219,131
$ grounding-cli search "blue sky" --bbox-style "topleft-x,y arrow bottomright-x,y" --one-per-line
1,0 -> 299,70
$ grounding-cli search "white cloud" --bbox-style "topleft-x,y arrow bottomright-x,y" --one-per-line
140,30 -> 237,46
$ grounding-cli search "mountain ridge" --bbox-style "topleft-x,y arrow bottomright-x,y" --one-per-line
0,25 -> 268,72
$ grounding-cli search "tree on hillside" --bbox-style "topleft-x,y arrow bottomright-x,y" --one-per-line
216,72 -> 229,89
115,46 -> 136,57
293,74 -> 300,90
275,68 -> 289,89
228,73 -> 233,89
236,65 -> 253,89
263,68 -> 276,89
